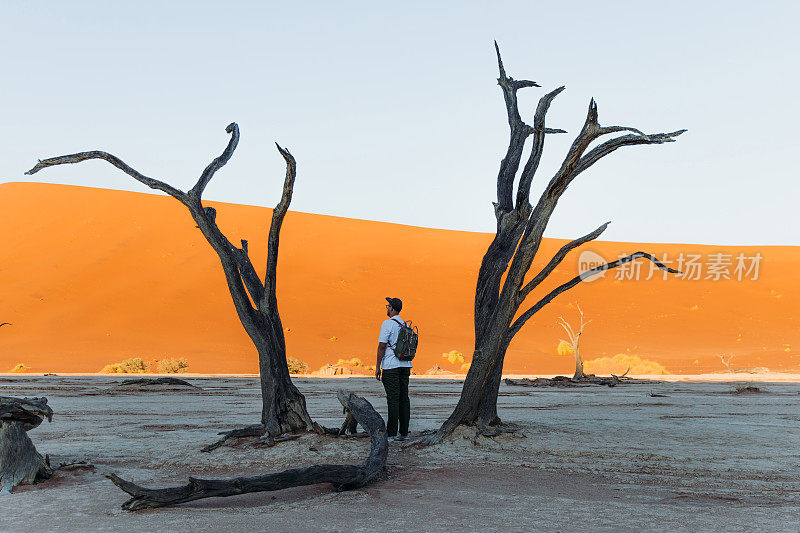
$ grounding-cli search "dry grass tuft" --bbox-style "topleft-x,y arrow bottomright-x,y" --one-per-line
100,357 -> 148,374
442,350 -> 465,364
287,357 -> 309,374
9,363 -> 29,373
154,358 -> 189,373
556,340 -> 574,356
583,353 -> 669,375
99,357 -> 189,374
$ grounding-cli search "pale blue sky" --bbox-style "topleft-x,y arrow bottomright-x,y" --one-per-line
2,1 -> 798,245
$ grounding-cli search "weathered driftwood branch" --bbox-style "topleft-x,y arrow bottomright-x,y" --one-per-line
0,397 -> 53,492
107,391 -> 387,511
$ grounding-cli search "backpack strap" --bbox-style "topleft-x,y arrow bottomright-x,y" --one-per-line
386,317 -> 406,350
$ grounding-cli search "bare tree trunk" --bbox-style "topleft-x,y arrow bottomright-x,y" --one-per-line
27,127 -> 318,439
0,397 -> 53,492
425,44 -> 684,444
574,356 -> 586,381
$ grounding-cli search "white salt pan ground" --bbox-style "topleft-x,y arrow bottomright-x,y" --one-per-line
2,375 -> 799,532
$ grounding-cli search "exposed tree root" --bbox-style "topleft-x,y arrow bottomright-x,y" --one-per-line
242,434 -> 301,449
201,421 -> 337,453
200,424 -> 267,453
107,390 -> 387,511
474,423 -> 526,442
54,460 -> 95,472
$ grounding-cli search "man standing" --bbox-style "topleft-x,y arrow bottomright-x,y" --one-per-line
375,297 -> 412,442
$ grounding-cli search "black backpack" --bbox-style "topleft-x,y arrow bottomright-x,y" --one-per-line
390,317 -> 419,361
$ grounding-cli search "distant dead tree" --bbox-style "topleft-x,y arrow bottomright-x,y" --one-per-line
27,124 -> 323,441
558,305 -> 590,380
719,354 -> 735,373
425,44 -> 684,444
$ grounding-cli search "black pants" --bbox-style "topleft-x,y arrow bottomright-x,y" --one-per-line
381,367 -> 410,437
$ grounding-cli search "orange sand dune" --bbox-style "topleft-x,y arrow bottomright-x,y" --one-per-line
1,182 -> 799,375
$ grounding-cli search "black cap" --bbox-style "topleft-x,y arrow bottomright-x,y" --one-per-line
385,297 -> 402,312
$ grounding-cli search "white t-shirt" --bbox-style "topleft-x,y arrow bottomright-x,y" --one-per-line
378,315 -> 413,370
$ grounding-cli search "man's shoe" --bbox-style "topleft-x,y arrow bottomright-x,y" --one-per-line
387,436 -> 397,442
395,434 -> 408,441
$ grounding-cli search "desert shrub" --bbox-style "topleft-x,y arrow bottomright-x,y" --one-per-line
556,340 -> 574,356
287,357 -> 309,374
583,353 -> 668,375
335,357 -> 363,367
9,363 -> 29,373
100,357 -> 148,374
332,358 -> 374,373
155,358 -> 189,374
442,350 -> 465,364
734,383 -> 763,394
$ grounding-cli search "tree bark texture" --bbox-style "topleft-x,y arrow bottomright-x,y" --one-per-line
426,43 -> 685,443
26,126 -> 318,438
0,397 -> 53,492
106,391 -> 387,511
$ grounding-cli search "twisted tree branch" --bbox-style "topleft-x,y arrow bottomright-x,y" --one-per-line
519,221 -> 610,300
494,41 -> 540,214
231,240 -> 266,307
261,143 -> 296,313
189,122 -> 240,199
572,129 -> 687,177
515,86 -> 567,210
507,252 -> 680,340
26,152 -> 187,203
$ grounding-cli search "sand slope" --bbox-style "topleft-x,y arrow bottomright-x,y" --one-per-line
1,182 -> 798,374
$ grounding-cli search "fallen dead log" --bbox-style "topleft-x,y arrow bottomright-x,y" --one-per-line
504,373 -> 660,388
109,377 -> 201,390
0,396 -> 53,492
106,390 -> 388,510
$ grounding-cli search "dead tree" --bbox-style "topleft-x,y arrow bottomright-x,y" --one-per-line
27,124 -> 321,440
0,396 -> 53,492
719,354 -> 735,373
558,304 -> 591,380
106,391 -> 387,511
424,44 -> 684,444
